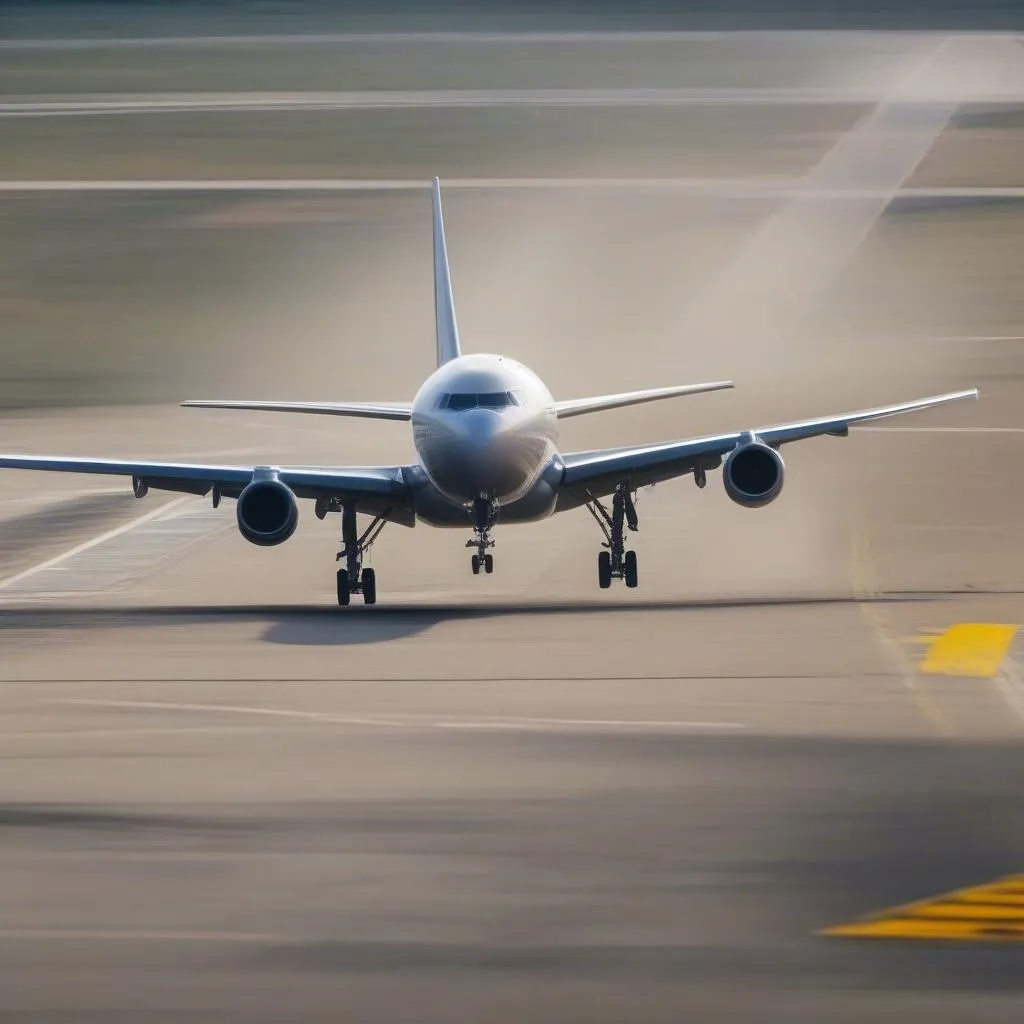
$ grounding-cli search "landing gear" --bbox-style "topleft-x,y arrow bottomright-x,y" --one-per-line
467,497 -> 497,577
334,503 -> 387,606
587,483 -> 640,590
470,553 -> 494,575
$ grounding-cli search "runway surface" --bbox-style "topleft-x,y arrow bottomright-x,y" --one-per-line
2,24 -> 1024,1022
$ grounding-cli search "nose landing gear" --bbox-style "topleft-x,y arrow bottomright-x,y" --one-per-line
329,502 -> 387,606
586,484 -> 639,590
467,497 -> 497,575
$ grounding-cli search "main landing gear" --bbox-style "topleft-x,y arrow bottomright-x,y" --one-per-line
586,483 -> 639,590
467,497 -> 496,576
333,503 -> 387,606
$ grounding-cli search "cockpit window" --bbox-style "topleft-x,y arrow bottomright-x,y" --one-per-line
438,391 -> 519,411
477,392 -> 517,408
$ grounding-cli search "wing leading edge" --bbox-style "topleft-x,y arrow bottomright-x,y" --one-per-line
558,388 -> 978,505
554,380 -> 734,418
0,454 -> 415,524
181,400 -> 412,421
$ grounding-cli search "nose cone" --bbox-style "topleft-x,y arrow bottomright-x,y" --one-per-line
454,409 -> 522,495
459,408 -> 504,448
419,407 -> 530,502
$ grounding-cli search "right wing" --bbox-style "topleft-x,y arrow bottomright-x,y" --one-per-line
554,380 -> 733,419
558,388 -> 978,506
0,455 -> 415,524
181,400 -> 412,421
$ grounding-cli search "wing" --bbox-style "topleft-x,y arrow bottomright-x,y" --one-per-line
557,388 -> 978,507
554,380 -> 733,419
0,455 -> 414,524
181,400 -> 412,421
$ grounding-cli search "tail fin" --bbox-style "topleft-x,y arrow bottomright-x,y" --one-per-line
432,177 -> 462,367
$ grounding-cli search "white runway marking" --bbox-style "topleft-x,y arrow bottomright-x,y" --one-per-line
54,699 -> 409,729
0,497 -> 185,591
0,928 -> 281,944
0,726 -> 273,741
929,336 -> 1024,343
995,657 -> 1024,729
52,699 -> 746,732
0,176 -> 766,193
434,716 -> 745,731
3,179 -> 1024,199
0,87 -> 892,117
0,487 -> 126,507
0,498 -> 228,599
855,426 -> 1024,434
0,30 -> 943,49
675,34 -> 961,356
848,524 -> 951,737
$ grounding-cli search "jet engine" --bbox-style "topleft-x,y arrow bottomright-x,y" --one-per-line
722,438 -> 785,508
236,477 -> 299,546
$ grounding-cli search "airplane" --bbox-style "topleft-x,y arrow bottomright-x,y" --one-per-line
0,178 -> 977,606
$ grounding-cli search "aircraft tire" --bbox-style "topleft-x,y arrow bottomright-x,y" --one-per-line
598,551 -> 612,589
362,568 -> 377,605
337,570 -> 351,606
624,550 -> 638,589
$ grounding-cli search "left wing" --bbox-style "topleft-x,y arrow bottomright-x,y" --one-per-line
558,388 -> 978,506
0,455 -> 414,524
554,380 -> 733,418
181,400 -> 412,421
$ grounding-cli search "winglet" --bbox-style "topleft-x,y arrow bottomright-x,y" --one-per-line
432,177 -> 462,367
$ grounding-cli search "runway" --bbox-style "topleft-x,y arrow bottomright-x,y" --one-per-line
2,22 -> 1024,1022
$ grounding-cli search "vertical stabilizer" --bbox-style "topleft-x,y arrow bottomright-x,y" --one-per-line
432,177 -> 462,367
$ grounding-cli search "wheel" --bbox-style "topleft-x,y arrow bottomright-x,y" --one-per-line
624,550 -> 638,589
484,554 -> 494,574
471,554 -> 481,575
362,567 -> 377,605
598,551 -> 612,589
336,569 -> 351,606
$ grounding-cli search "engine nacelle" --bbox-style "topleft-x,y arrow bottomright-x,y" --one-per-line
236,477 -> 299,546
722,439 -> 785,508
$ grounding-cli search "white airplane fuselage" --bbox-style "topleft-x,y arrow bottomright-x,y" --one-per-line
409,353 -> 560,525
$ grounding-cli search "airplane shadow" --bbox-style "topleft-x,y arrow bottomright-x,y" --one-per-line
0,592 -> 950,648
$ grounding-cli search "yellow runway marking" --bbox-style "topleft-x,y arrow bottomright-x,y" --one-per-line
822,875 -> 1024,942
920,623 -> 1018,678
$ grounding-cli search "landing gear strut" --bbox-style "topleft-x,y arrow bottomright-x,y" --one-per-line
586,483 -> 639,590
334,503 -> 387,606
467,497 -> 496,576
